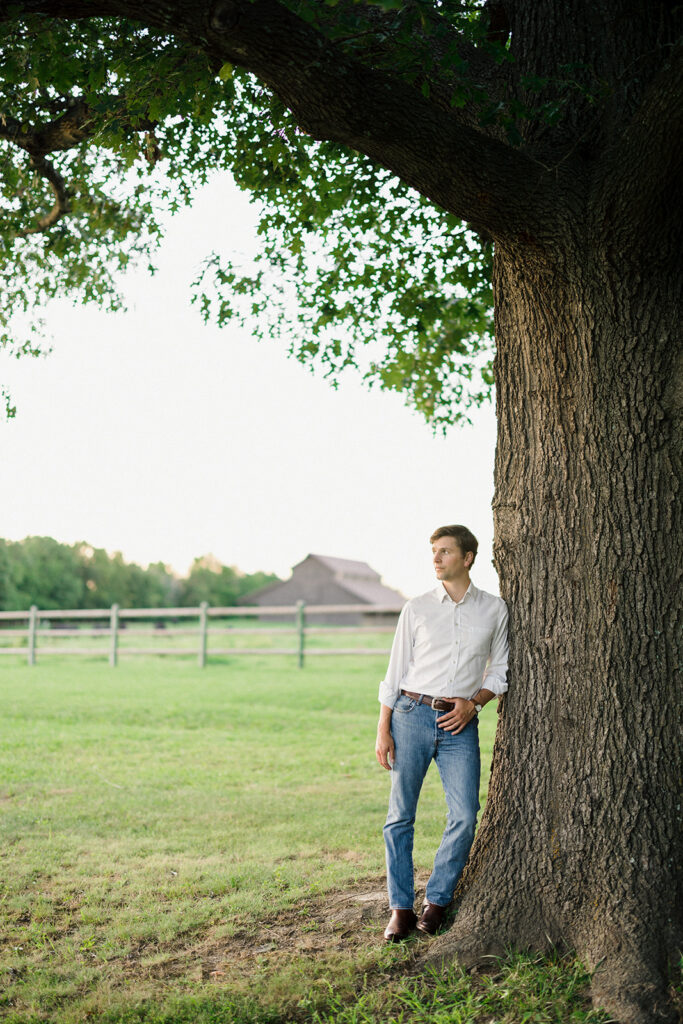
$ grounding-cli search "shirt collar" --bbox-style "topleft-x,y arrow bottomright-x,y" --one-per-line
434,581 -> 477,605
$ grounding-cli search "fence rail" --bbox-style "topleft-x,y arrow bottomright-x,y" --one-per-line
0,603 -> 401,667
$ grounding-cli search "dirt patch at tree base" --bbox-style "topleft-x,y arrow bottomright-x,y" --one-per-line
122,874 -> 433,984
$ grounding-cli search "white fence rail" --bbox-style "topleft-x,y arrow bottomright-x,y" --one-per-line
0,603 -> 401,667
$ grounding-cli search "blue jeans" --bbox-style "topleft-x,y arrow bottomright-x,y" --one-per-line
383,693 -> 480,908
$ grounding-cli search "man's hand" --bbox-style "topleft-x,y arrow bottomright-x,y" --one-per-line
436,698 -> 476,734
375,727 -> 395,770
376,704 -> 395,770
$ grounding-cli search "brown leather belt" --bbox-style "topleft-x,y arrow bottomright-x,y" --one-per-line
401,689 -> 457,711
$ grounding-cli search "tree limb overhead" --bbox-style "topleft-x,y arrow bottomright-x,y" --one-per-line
19,154 -> 69,234
1,0 -> 559,239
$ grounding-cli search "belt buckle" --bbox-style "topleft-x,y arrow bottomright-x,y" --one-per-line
431,697 -> 444,710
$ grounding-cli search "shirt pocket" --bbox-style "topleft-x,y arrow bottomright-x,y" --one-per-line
463,626 -> 492,655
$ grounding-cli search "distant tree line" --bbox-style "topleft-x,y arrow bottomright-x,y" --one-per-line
0,537 -> 280,611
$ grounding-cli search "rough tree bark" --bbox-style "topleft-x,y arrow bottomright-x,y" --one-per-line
427,11 -> 682,1021
431,222 -> 682,1024
2,1 -> 682,1020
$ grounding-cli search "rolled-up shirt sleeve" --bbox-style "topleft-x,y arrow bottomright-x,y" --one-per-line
482,600 -> 509,695
378,603 -> 414,708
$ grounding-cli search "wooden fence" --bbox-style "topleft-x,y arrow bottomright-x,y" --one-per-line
0,603 -> 401,667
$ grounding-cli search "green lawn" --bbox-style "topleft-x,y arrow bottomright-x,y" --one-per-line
0,657 -> 607,1023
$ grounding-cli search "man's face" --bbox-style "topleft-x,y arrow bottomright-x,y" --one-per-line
431,536 -> 471,581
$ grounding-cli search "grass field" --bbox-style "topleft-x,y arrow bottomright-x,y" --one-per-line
1,656 -> 609,1023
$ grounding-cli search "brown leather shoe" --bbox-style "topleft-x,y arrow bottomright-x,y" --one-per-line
383,908 -> 417,942
416,901 -> 447,935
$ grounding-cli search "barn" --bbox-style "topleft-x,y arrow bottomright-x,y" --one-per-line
244,554 -> 406,625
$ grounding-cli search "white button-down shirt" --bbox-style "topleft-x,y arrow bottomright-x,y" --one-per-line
378,582 -> 509,708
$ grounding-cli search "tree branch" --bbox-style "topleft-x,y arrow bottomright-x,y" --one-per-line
204,0 -> 557,238
0,96 -> 156,235
4,0 -> 559,240
19,154 -> 69,234
1,99 -> 94,153
0,97 -> 155,154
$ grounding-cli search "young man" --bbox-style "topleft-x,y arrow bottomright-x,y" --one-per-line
376,525 -> 508,941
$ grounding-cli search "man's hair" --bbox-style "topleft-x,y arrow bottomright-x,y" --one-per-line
429,525 -> 478,564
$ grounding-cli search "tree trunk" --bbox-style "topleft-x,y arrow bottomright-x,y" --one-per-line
425,230 -> 682,1023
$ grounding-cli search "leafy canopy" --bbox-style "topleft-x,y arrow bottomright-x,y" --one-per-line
0,3 -> 497,427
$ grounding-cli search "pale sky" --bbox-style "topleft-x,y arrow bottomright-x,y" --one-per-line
1,173 -> 500,599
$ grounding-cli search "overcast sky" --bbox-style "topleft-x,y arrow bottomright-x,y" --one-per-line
1,173 -> 500,599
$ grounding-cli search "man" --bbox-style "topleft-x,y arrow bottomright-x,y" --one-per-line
376,525 -> 508,941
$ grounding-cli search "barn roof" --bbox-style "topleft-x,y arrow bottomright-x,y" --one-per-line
335,576 -> 405,607
299,554 -> 381,579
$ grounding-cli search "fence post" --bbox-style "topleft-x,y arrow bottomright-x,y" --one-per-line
296,600 -> 306,668
28,605 -> 38,666
199,602 -> 209,667
109,604 -> 119,667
